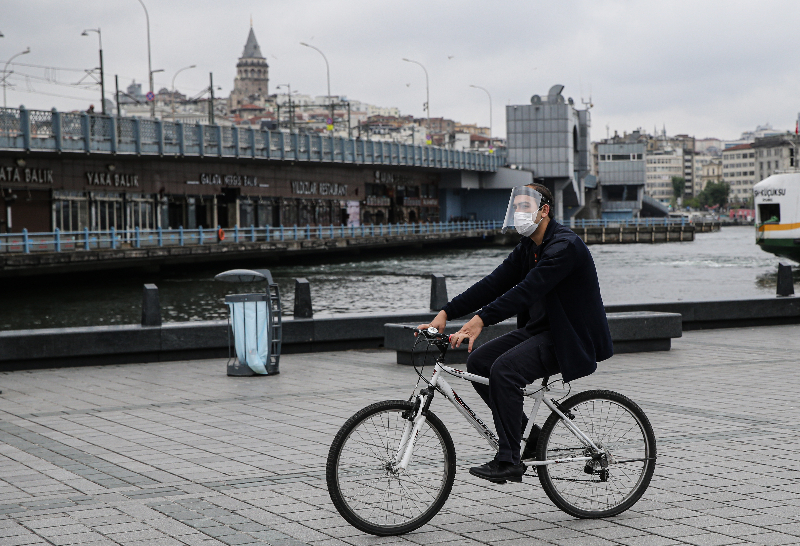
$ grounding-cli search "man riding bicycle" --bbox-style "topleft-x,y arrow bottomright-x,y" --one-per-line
419,183 -> 613,484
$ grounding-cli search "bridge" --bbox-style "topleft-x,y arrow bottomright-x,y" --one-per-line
0,106 -> 503,170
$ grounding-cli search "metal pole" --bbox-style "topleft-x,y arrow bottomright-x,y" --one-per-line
402,58 -> 429,145
470,84 -> 492,150
209,72 -> 214,125
135,0 -> 154,118
82,29 -> 105,114
2,47 -> 30,110
115,74 -> 121,118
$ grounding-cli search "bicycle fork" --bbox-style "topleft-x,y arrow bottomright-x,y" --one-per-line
393,387 -> 435,471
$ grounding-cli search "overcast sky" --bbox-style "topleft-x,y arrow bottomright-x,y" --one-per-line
3,0 -> 799,141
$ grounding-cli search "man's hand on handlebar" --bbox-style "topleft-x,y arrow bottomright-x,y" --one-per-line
450,314 -> 484,353
417,310 -> 448,335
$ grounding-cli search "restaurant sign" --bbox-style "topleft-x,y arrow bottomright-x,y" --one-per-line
86,171 -> 139,187
291,181 -> 347,196
0,166 -> 54,184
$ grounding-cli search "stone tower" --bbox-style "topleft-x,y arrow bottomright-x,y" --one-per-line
229,26 -> 269,112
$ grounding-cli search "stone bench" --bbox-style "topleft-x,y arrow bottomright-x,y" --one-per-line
384,311 -> 682,366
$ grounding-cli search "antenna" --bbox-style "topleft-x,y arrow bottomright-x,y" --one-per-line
580,81 -> 593,109
606,123 -> 610,139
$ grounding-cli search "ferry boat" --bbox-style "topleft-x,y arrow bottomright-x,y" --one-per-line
754,172 -> 800,263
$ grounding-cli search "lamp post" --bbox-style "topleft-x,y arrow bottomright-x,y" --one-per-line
171,64 -> 195,121
135,0 -> 155,118
402,58 -> 430,145
3,47 -> 30,110
82,28 -> 106,115
469,84 -> 492,152
299,42 -> 333,133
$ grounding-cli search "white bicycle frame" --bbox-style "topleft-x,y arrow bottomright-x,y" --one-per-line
393,360 -> 603,471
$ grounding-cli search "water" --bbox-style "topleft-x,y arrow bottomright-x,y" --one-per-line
1,226 -> 796,331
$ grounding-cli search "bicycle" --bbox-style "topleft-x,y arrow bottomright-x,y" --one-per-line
326,327 -> 657,536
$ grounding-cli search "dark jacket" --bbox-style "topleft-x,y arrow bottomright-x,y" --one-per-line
442,220 -> 613,383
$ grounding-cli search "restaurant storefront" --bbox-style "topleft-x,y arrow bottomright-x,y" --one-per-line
0,155 -> 440,233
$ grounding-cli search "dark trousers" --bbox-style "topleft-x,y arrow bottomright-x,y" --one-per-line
466,329 -> 560,464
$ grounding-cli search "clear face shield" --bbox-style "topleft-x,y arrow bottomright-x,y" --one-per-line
501,186 -> 547,236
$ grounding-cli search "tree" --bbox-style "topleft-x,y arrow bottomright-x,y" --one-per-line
671,176 -> 686,199
698,181 -> 730,209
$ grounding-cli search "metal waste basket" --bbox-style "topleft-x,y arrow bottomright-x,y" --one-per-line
215,269 -> 282,376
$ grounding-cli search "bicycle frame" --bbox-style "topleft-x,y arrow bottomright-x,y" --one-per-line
394,357 -> 602,471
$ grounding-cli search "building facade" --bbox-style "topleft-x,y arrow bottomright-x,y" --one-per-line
721,143 -> 755,203
596,141 -> 646,218
645,148 -> 683,203
752,135 -> 799,182
505,84 -> 591,221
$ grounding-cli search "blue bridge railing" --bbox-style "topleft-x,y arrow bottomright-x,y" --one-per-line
0,221 -> 505,254
0,106 -> 504,171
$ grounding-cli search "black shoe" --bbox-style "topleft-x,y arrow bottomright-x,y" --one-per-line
469,459 -> 527,484
521,424 -> 541,461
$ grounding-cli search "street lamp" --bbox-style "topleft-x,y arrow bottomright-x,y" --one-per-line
299,42 -> 334,133
82,29 -> 106,115
171,64 -> 196,120
402,58 -> 430,145
469,84 -> 492,152
3,47 -> 30,110
135,0 -> 155,118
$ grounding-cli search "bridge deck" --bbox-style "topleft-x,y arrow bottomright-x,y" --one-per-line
1,325 -> 799,545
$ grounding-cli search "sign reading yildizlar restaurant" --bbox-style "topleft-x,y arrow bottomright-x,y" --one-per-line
86,171 -> 139,187
291,181 -> 347,196
0,166 -> 54,184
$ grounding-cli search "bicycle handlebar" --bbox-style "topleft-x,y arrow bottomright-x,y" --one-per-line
403,325 -> 451,342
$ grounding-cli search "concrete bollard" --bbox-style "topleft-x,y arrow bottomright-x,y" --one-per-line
141,284 -> 162,326
430,274 -> 448,311
777,264 -> 795,297
294,278 -> 313,318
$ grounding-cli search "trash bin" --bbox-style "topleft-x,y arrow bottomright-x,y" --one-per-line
215,269 -> 282,376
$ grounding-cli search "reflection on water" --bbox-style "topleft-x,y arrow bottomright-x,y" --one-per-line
1,226 -> 795,330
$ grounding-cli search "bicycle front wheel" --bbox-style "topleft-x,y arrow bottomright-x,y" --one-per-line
537,390 -> 656,518
326,400 -> 456,536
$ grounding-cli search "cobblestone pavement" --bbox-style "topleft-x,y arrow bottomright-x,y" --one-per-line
1,325 -> 800,546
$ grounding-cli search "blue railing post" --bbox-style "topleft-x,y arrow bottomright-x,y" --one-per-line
266,226 -> 271,242
215,125 -> 223,157
317,224 -> 322,239
155,119 -> 164,155
52,108 -> 63,152
197,124 -> 205,157
83,226 -> 90,250
158,225 -> 163,246
133,117 -> 142,155
110,226 -> 116,249
199,226 -> 204,245
330,224 -> 334,238
19,106 -> 32,150
280,225 -> 285,241
294,225 -> 298,240
22,228 -> 30,253
179,226 -> 184,246
234,224 -> 239,243
251,225 -> 256,242
307,224 -> 311,239
232,126 -> 240,158
54,228 -> 61,252
177,122 -> 185,155
135,226 -> 141,248
249,127 -> 256,159
108,115 -> 117,154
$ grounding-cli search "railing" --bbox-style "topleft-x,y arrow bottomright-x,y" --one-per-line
0,106 -> 504,172
569,217 -> 711,228
0,221 -> 504,254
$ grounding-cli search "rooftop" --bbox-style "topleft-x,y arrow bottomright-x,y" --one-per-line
1,324 -> 800,545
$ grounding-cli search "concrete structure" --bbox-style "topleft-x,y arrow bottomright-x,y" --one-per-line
722,143 -> 756,204
752,134 -> 800,181
596,140 -> 646,219
646,147 -> 684,203
2,325 -> 800,545
506,84 -> 591,221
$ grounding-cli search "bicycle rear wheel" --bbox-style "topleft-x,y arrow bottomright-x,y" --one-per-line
326,400 -> 456,536
537,390 -> 656,518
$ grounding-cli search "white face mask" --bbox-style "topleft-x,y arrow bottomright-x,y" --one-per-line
514,211 -> 541,237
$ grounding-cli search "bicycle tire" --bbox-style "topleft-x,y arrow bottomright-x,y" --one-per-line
537,389 -> 656,518
326,400 -> 456,536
